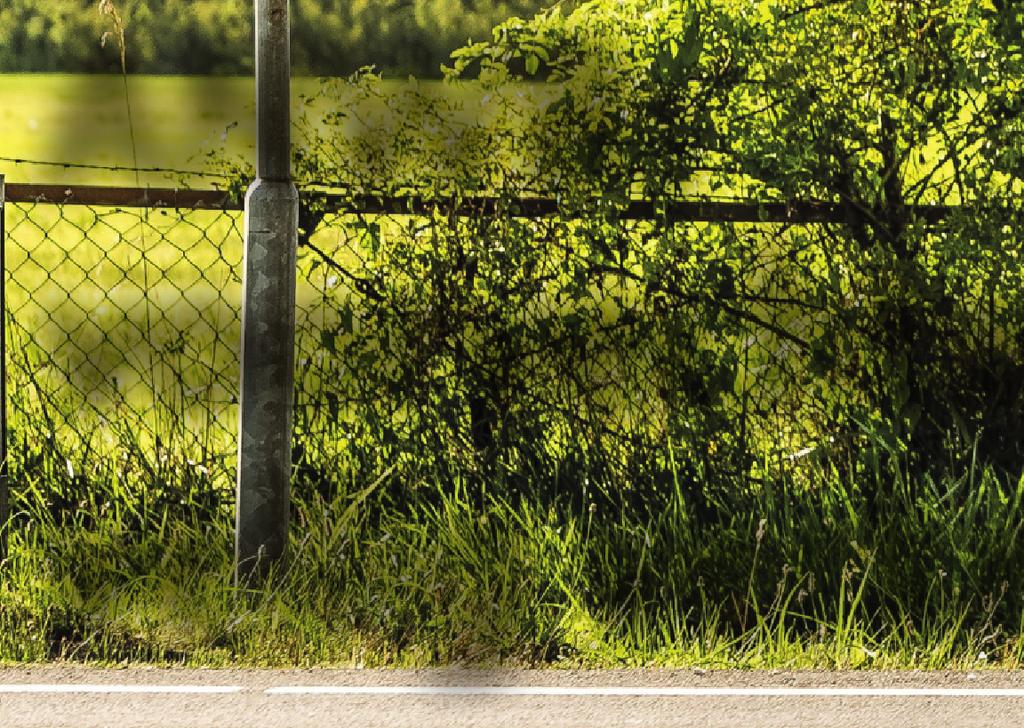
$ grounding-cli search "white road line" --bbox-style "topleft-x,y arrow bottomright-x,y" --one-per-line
0,685 -> 242,695
4,684 -> 1024,698
264,686 -> 1024,698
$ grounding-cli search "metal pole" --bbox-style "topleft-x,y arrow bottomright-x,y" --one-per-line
235,0 -> 298,583
0,174 -> 8,561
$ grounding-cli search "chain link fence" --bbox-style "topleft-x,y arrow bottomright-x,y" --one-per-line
0,183 -> 834,504
5,181 -> 1009,515
4,196 -> 243,489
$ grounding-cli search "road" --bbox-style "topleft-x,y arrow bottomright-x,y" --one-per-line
1,666 -> 1022,727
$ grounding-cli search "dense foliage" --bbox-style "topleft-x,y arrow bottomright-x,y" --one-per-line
250,0 -> 1024,515
0,0 -> 548,76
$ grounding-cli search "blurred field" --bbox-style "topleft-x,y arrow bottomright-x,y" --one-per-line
0,74 -> 330,186
0,74 -> 513,188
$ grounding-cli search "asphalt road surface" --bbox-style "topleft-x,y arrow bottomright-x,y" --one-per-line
1,666 -> 1022,727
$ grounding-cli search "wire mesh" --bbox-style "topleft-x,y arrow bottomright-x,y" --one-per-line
5,201 -> 243,487
2,195 -> 822,498
9,189 -> 1010,509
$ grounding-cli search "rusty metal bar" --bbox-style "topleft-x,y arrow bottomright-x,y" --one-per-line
310,196 -> 958,224
2,183 -> 963,224
4,183 -> 240,210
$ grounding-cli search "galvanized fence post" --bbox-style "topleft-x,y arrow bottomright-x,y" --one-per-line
235,0 -> 299,583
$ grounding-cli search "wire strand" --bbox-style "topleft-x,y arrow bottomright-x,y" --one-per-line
0,156 -> 226,179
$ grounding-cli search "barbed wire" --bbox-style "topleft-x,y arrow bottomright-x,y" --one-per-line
0,156 -> 226,179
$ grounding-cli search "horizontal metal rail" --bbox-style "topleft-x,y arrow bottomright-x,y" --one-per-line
4,184 -> 238,210
2,182 -> 966,224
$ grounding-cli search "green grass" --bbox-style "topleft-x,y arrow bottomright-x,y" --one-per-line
4,429 -> 1024,669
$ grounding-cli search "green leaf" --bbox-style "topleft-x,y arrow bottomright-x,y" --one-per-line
679,16 -> 701,68
340,305 -> 354,335
325,392 -> 339,422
